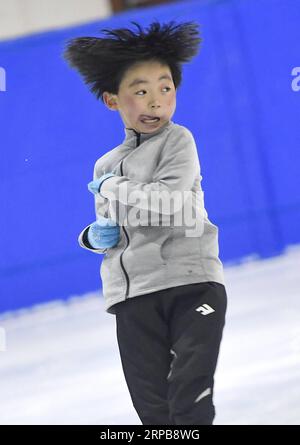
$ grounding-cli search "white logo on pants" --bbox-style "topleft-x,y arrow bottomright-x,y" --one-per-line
195,304 -> 215,315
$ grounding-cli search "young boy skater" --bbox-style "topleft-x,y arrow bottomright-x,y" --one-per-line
63,21 -> 227,425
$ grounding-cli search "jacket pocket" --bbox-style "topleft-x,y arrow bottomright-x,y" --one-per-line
160,227 -> 201,261
160,228 -> 174,261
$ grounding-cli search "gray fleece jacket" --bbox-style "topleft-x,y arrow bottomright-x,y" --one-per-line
78,120 -> 225,314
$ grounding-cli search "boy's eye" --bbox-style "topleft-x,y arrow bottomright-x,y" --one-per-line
135,87 -> 171,95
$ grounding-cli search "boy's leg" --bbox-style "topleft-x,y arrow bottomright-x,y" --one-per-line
114,292 -> 173,425
167,282 -> 227,425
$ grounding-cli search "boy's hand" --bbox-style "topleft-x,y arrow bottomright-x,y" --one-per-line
88,172 -> 116,196
87,216 -> 120,249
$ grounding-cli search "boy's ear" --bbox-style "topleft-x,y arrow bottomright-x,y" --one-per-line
103,92 -> 118,110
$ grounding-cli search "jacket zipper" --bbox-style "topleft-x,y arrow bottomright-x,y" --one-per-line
119,130 -> 141,299
119,159 -> 130,298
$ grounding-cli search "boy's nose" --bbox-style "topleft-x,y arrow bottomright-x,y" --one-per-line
150,101 -> 161,108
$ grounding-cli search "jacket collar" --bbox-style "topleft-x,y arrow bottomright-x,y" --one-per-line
123,120 -> 174,148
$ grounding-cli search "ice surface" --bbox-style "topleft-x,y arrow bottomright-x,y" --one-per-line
0,244 -> 299,425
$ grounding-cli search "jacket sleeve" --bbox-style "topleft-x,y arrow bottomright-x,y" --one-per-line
77,162 -> 110,255
100,127 -> 202,225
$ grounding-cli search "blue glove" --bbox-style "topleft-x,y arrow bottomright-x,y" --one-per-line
88,172 -> 116,196
87,216 -> 120,249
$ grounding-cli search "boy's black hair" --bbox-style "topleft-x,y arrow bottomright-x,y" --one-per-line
62,20 -> 202,103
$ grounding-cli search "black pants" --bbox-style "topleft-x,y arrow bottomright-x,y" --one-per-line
114,281 -> 227,425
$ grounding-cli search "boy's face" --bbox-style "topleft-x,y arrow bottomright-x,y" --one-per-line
103,60 -> 176,133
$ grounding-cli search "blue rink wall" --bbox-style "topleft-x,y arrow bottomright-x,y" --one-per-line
0,0 -> 299,313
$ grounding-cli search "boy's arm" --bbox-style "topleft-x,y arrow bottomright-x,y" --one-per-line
77,224 -> 108,254
78,163 -> 111,254
100,127 -> 203,226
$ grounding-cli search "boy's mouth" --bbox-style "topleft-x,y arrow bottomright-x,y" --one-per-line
140,115 -> 160,124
